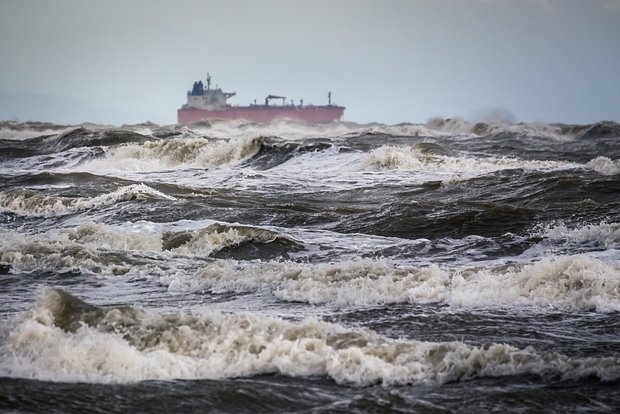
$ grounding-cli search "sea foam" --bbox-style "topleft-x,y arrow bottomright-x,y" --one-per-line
164,254 -> 620,312
541,221 -> 620,249
1,287 -> 618,385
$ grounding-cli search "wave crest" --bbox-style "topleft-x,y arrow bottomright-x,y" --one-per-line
586,156 -> 620,175
0,184 -> 175,217
82,137 -> 263,171
165,223 -> 302,259
361,145 -> 574,177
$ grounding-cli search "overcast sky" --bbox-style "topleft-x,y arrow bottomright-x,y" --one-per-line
1,0 -> 619,125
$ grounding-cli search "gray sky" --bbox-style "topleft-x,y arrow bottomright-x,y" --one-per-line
1,0 -> 619,125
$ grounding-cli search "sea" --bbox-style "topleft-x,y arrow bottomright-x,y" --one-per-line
0,118 -> 619,413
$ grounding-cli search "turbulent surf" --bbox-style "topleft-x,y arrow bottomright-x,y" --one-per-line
1,118 -> 619,413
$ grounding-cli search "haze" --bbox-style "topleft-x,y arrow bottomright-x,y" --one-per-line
1,0 -> 619,125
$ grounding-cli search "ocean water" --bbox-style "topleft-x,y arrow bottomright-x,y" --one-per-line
0,118 -> 619,413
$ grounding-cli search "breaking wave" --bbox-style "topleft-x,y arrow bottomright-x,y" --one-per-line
164,223 -> 303,259
586,156 -> 620,176
164,254 -> 620,312
0,222 -> 301,275
0,184 -> 175,217
1,288 -> 618,385
3,218 -> 619,312
541,221 -> 620,249
0,127 -> 151,159
0,222 -> 164,276
360,145 -> 576,176
80,136 -> 264,171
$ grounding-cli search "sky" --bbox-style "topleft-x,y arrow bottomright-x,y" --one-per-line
0,0 -> 619,125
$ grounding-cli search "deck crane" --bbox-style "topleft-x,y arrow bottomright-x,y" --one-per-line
265,95 -> 286,106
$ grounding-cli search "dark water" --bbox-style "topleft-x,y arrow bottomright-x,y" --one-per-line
1,118 -> 619,413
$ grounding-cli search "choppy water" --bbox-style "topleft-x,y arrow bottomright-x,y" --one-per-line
1,118 -> 619,413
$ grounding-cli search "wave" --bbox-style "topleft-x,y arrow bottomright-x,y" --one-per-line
0,127 -> 152,159
0,184 -> 175,217
0,121 -> 74,141
217,119 -> 357,138
426,117 -> 561,139
0,171 -> 127,189
586,156 -> 620,176
3,119 -> 618,144
429,119 -> 620,141
1,287 -> 618,385
0,221 -> 301,275
444,254 -> 620,312
163,254 -> 620,312
243,138 -> 335,170
40,128 -> 151,153
360,145 -> 576,177
164,223 -> 303,260
0,222 -> 164,276
540,221 -> 620,249
561,121 -> 620,140
3,128 -> 338,172
79,136 -> 264,171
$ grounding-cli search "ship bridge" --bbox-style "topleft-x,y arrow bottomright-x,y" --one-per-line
184,73 -> 236,110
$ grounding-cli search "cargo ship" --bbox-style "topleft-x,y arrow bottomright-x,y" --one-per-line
177,74 -> 345,124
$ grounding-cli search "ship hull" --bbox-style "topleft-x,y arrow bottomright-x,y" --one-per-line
177,105 -> 344,124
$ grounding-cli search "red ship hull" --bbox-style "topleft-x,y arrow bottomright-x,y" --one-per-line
178,105 -> 344,124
